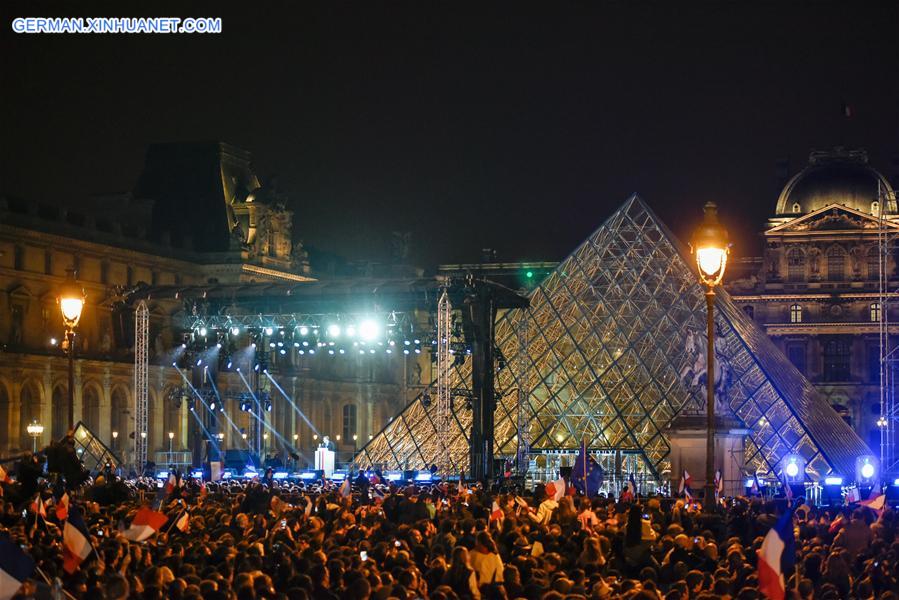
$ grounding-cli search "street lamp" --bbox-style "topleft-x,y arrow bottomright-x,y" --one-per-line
112,430 -> 118,450
168,431 -> 174,454
58,270 -> 85,431
691,202 -> 730,513
26,421 -> 44,452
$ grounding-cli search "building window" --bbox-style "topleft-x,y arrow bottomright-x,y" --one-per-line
790,304 -> 802,323
787,248 -> 805,282
342,404 -> 357,442
786,344 -> 806,375
867,247 -> 880,281
13,246 -> 24,270
827,246 -> 846,281
823,337 -> 851,382
792,203 -> 801,214
871,302 -> 881,322
742,305 -> 754,319
868,344 -> 881,383
872,201 -> 880,215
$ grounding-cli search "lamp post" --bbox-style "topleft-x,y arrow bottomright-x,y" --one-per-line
691,202 -> 730,513
168,431 -> 174,456
26,421 -> 44,452
112,430 -> 118,450
58,270 -> 85,431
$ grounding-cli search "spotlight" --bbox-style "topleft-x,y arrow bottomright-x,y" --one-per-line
782,454 -> 806,482
209,401 -> 216,411
298,350 -> 305,355
264,327 -> 274,336
216,343 -> 222,349
196,358 -> 203,366
346,325 -> 357,337
328,349 -> 335,355
325,324 -> 340,337
414,348 -> 421,354
856,455 -> 878,486
308,349 -> 315,354
254,364 -> 260,372
231,326 -> 240,335
227,360 -> 233,369
339,349 -> 346,354
172,362 -> 177,367
199,327 -> 208,337
359,319 -> 379,341
299,326 -> 309,336
251,342 -> 256,348
50,337 -> 58,346
403,349 -> 410,355
279,349 -> 286,355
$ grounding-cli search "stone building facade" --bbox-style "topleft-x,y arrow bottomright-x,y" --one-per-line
727,148 -> 898,452
0,142 -> 420,467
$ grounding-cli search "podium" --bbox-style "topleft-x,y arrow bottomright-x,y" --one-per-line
315,448 -> 335,477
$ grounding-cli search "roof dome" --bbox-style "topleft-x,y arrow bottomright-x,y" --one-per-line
775,148 -> 895,216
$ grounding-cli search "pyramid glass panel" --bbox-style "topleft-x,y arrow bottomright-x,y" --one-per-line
355,196 -> 871,481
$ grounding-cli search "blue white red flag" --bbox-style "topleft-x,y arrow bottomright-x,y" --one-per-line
62,505 -> 93,574
757,510 -> 795,600
678,470 -> 693,499
0,536 -> 35,600
124,506 -> 169,542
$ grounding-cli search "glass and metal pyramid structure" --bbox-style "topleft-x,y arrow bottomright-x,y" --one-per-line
356,195 -> 870,482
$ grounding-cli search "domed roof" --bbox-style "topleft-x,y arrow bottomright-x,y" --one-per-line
775,148 -> 895,216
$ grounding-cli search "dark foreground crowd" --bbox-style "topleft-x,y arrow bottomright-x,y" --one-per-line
2,471 -> 899,600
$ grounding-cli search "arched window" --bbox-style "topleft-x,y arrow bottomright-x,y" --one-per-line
867,247 -> 880,281
827,246 -> 846,281
110,387 -> 129,446
0,383 -> 10,453
82,386 -> 100,432
52,385 -> 66,440
790,304 -> 802,323
19,382 -> 41,451
787,248 -> 805,282
792,203 -> 801,214
871,303 -> 882,323
342,404 -> 357,442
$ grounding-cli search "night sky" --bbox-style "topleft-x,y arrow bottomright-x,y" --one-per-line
2,1 -> 897,268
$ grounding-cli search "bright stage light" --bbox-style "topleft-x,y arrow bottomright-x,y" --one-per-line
346,326 -> 356,338
196,358 -> 203,366
856,455 -> 878,484
209,401 -> 216,410
327,324 -> 341,337
299,326 -> 309,336
359,319 -> 379,341
862,463 -> 875,479
199,327 -> 208,337
264,327 -> 274,336
785,462 -> 799,478
824,476 -> 843,486
216,343 -> 222,349
231,326 -> 240,335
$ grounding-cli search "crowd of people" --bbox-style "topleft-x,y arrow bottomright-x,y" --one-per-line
2,459 -> 898,600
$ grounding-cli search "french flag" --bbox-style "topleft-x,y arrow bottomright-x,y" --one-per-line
860,492 -> 886,515
31,495 -> 47,519
0,536 -> 35,600
124,506 -> 169,542
164,473 -> 179,495
757,510 -> 795,600
173,510 -> 190,533
490,500 -> 504,524
545,477 -> 566,501
55,492 -> 69,522
339,478 -> 351,498
678,470 -> 693,499
62,505 -> 93,574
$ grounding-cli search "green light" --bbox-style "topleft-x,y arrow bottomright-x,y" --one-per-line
526,271 -> 533,279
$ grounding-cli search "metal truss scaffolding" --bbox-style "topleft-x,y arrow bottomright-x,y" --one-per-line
878,181 -> 899,474
134,300 -> 149,473
355,195 -> 870,481
436,290 -> 453,474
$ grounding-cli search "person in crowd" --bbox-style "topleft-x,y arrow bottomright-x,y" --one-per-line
2,463 -> 898,600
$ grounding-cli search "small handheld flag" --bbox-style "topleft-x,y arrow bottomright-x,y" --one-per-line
124,506 -> 169,542
545,477 -> 566,501
757,510 -> 796,600
62,505 -> 93,574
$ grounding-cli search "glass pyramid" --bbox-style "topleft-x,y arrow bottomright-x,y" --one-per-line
356,196 -> 871,482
